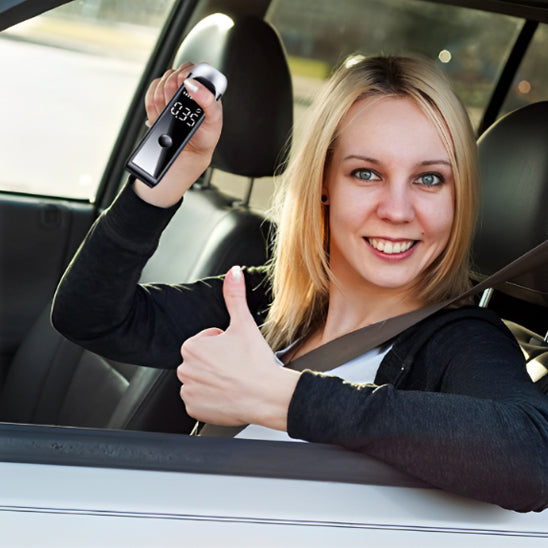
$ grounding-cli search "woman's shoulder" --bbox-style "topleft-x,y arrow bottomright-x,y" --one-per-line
418,305 -> 511,334
384,306 -> 531,392
394,305 -> 519,358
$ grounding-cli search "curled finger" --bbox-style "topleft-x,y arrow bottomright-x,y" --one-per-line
152,68 -> 176,114
144,77 -> 162,123
163,66 -> 187,105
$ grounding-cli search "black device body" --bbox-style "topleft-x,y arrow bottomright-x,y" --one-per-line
126,64 -> 227,187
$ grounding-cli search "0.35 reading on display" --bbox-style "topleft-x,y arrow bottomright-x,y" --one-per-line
170,89 -> 202,127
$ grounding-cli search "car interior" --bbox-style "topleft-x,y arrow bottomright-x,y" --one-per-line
0,13 -> 292,432
0,1 -> 546,436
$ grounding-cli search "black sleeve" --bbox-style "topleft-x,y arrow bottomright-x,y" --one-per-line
287,318 -> 548,512
51,181 -> 269,369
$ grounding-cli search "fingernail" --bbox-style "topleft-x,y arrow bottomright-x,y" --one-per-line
230,265 -> 242,282
184,78 -> 199,93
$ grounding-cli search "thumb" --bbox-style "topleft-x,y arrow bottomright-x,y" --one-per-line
223,265 -> 255,330
196,327 -> 224,338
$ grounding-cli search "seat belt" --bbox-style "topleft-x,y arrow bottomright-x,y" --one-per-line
197,239 -> 548,437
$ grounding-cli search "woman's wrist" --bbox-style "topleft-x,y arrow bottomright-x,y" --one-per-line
250,366 -> 300,431
132,174 -> 192,208
131,147 -> 213,208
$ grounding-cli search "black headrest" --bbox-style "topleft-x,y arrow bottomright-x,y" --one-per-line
473,101 -> 548,305
174,14 -> 293,178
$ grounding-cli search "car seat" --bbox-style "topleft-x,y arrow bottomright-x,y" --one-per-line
0,13 -> 293,432
473,101 -> 548,392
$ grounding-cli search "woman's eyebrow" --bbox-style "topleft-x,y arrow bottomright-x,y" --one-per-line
421,159 -> 452,167
342,155 -> 451,167
342,154 -> 380,163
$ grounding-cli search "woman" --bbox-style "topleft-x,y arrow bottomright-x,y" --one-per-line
52,55 -> 548,512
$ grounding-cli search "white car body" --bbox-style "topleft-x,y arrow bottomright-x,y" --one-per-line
1,426 -> 547,546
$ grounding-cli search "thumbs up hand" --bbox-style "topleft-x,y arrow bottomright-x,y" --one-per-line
178,266 -> 299,429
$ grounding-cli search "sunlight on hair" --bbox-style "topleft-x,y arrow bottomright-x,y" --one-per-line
344,54 -> 366,68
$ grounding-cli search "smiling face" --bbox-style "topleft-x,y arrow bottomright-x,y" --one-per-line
324,95 -> 455,303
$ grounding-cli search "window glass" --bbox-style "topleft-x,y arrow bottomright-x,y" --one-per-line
0,0 -> 176,200
267,0 -> 522,131
501,23 -> 548,116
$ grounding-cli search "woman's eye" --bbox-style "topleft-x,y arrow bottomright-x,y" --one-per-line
417,172 -> 445,187
351,168 -> 380,181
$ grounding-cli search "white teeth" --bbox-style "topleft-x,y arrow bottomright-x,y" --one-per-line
368,238 -> 414,254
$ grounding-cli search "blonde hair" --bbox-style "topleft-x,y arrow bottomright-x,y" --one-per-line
263,55 -> 478,351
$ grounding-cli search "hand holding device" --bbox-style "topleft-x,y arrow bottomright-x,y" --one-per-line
126,63 -> 227,187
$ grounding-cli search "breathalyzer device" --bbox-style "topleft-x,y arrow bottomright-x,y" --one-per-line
126,63 -> 227,187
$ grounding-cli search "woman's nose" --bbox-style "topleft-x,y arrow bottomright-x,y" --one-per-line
376,182 -> 415,223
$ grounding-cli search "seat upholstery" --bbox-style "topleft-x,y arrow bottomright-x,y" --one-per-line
173,13 -> 293,178
474,101 -> 548,393
473,101 -> 548,306
0,14 -> 292,432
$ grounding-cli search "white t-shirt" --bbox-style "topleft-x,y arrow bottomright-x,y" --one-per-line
235,344 -> 391,442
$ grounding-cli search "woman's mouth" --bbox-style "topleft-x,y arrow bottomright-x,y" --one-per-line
366,237 -> 417,255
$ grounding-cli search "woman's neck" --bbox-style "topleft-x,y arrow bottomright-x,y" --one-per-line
294,282 -> 423,359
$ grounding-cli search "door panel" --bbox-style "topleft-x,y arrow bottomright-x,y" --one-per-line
0,195 -> 95,372
0,0 -> 181,381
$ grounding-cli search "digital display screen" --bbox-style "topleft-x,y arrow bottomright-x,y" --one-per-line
170,88 -> 203,127
127,85 -> 205,182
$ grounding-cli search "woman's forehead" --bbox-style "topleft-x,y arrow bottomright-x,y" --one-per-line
333,96 -> 451,165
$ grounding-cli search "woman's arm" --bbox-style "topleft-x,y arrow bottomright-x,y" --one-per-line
51,183 -> 231,368
287,319 -> 548,512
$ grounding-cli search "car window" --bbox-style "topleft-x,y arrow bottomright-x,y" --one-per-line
0,0 -> 176,200
500,22 -> 548,115
267,0 -> 522,130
